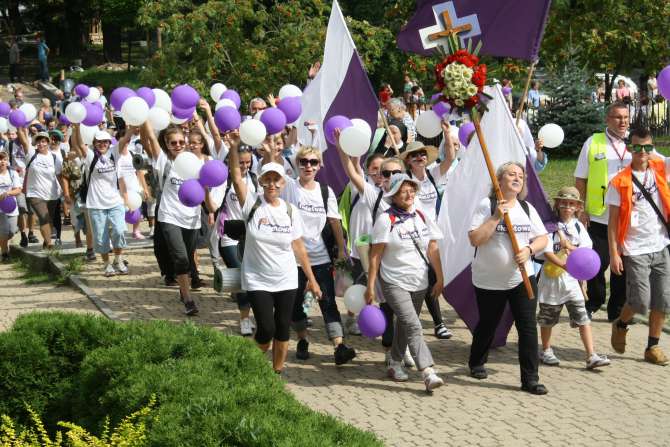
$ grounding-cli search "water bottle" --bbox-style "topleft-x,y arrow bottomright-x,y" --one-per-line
302,291 -> 315,315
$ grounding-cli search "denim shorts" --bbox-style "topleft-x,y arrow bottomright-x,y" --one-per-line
88,205 -> 127,254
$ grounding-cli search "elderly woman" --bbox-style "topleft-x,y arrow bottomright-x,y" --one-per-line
387,97 -> 416,142
365,173 -> 445,392
227,132 -> 321,375
468,161 -> 549,395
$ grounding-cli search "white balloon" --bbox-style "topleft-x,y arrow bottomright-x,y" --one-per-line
147,107 -> 170,131
343,284 -> 367,314
415,110 -> 442,138
121,97 -> 150,126
170,115 -> 189,125
127,191 -> 142,211
152,88 -> 172,112
253,110 -> 264,120
173,151 -> 202,180
351,118 -> 372,139
339,126 -> 370,157
538,123 -> 565,149
85,88 -> 101,102
215,98 -> 237,111
278,84 -> 302,100
0,117 -> 8,133
210,83 -> 227,102
239,119 -> 267,146
19,103 -> 37,122
79,124 -> 98,146
65,102 -> 87,124
8,124 -> 16,133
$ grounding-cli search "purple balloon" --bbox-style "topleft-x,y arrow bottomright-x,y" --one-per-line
110,87 -> 137,111
433,101 -> 451,118
124,208 -> 141,224
277,97 -> 302,123
658,65 -> 670,100
458,122 -> 476,147
178,179 -> 206,207
357,305 -> 386,338
566,247 -> 601,281
324,115 -> 353,145
0,196 -> 17,214
220,90 -> 241,109
8,109 -> 26,128
58,114 -> 71,125
171,84 -> 200,109
502,86 -> 512,96
199,159 -> 229,188
260,107 -> 287,135
431,93 -> 443,102
82,101 -> 104,126
74,84 -> 90,98
136,87 -> 156,108
172,105 -> 195,120
0,102 -> 11,118
214,106 -> 241,132
111,137 -> 118,146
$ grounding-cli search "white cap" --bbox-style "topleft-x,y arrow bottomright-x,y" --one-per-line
258,162 -> 285,181
94,130 -> 113,142
383,173 -> 420,199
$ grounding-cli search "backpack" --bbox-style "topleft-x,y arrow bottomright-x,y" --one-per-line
407,168 -> 442,214
79,152 -> 116,204
320,183 -> 339,262
220,172 -> 258,214
22,152 -> 58,194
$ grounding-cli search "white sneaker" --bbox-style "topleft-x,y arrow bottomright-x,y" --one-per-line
422,368 -> 444,391
346,316 -> 362,336
384,350 -> 392,368
104,263 -> 116,277
586,353 -> 611,369
539,348 -> 560,366
402,347 -> 415,368
240,318 -> 254,336
113,260 -> 128,275
387,360 -> 408,382
148,227 -> 155,237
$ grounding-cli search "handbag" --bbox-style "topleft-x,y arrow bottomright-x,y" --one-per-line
407,220 -> 437,286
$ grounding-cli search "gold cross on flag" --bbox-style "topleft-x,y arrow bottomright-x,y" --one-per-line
428,10 -> 472,41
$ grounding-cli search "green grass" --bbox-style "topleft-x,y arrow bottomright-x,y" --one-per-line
12,253 -> 84,286
12,259 -> 54,285
67,68 -> 143,92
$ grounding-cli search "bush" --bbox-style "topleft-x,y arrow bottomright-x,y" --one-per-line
0,312 -> 381,447
68,69 -> 143,93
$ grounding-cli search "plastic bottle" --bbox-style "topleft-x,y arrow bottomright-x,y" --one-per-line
302,291 -> 315,315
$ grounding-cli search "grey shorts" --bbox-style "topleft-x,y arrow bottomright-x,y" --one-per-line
623,249 -> 670,314
537,301 -> 590,328
0,213 -> 18,239
16,193 -> 28,215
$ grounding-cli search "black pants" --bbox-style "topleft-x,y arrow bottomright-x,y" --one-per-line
469,278 -> 539,386
52,200 -> 62,239
586,222 -> 626,320
9,63 -> 20,82
248,289 -> 297,344
152,198 -> 175,279
160,222 -> 197,276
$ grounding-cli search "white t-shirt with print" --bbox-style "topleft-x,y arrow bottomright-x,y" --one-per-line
282,178 -> 340,267
220,172 -> 261,248
408,164 -> 446,222
372,208 -> 443,291
25,149 -> 62,200
84,147 -> 124,210
241,192 -> 304,292
0,170 -> 23,217
155,151 -> 201,229
116,149 -> 141,193
470,197 -> 548,290
605,164 -> 670,256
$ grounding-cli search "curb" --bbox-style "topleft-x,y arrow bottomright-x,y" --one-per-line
633,315 -> 670,335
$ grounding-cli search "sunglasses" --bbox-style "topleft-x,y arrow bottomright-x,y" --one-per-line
382,169 -> 402,178
298,158 -> 320,168
409,150 -> 428,159
629,144 -> 654,153
260,181 -> 282,188
169,140 -> 186,147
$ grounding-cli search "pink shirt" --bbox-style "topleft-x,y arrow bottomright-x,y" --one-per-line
616,86 -> 631,100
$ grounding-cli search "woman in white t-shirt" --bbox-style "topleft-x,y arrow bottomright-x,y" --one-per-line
228,133 -> 321,375
366,173 -> 445,392
0,151 -> 22,261
468,161 -> 549,395
280,145 -> 356,365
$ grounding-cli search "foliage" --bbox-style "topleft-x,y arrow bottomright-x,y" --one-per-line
0,398 -> 155,447
67,69 -> 143,92
0,312 -> 382,447
531,59 -> 604,157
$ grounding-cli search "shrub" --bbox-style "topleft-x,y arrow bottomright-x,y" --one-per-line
0,312 -> 381,447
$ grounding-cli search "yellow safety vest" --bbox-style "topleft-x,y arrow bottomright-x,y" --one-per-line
585,133 -> 608,217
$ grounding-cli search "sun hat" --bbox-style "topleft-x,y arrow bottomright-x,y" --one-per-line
400,141 -> 438,165
48,129 -> 64,142
258,162 -> 285,181
553,186 -> 582,203
31,131 -> 50,144
383,172 -> 421,199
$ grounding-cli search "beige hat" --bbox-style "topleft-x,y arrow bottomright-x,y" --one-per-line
400,141 -> 438,165
31,131 -> 50,144
553,186 -> 582,202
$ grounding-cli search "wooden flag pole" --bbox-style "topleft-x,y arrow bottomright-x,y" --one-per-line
472,113 -> 535,299
378,107 -> 400,157
515,61 -> 537,127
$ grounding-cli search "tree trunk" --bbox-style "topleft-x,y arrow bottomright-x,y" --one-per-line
102,21 -> 123,62
604,71 -> 618,104
7,0 -> 26,35
60,9 -> 84,58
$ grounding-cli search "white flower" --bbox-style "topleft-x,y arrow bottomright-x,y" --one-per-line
466,85 -> 479,97
455,99 -> 464,107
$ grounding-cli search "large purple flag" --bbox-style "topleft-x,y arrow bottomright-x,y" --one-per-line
298,0 -> 379,195
397,0 -> 552,61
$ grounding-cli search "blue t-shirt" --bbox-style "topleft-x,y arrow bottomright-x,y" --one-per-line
37,42 -> 48,61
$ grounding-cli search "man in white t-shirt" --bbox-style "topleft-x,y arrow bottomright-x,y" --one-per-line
606,128 -> 670,366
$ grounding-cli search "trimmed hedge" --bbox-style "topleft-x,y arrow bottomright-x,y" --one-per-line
0,312 -> 381,446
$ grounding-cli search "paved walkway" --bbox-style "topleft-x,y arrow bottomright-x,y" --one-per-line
3,226 -> 669,446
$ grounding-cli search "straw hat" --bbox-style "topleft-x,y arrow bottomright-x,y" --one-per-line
553,186 -> 582,202
400,141 -> 438,165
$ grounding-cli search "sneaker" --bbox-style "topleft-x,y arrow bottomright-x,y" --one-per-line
539,348 -> 560,366
296,338 -> 310,360
611,319 -> 629,354
586,353 -> 611,369
644,346 -> 669,366
85,249 -> 96,262
104,263 -> 116,277
434,323 -> 453,340
470,366 -> 488,380
422,368 -> 444,391
19,232 -> 28,248
148,226 -> 155,238
346,316 -> 362,336
402,347 -> 415,368
28,233 -> 39,244
1,253 -> 9,263
54,238 -> 62,247
113,260 -> 128,275
387,360 -> 408,382
240,318 -> 254,336
184,300 -> 199,316
334,343 -> 357,365
132,230 -> 146,240
191,278 -> 206,291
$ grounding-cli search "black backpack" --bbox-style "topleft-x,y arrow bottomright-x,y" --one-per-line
319,183 -> 339,262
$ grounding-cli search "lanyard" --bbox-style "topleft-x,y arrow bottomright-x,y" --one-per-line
605,129 -> 627,164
